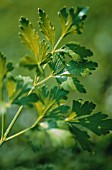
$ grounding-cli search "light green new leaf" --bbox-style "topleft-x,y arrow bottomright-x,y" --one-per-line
39,40 -> 49,64
19,17 -> 40,59
20,55 -> 37,69
38,8 -> 55,45
0,52 -> 13,88
58,7 -> 89,37
20,40 -> 49,74
5,77 -> 16,99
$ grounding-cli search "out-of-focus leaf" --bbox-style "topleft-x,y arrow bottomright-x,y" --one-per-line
72,100 -> 96,117
26,120 -> 75,151
38,8 -> 55,45
69,125 -> 92,152
0,102 -> 7,115
63,43 -> 93,60
47,128 -> 74,148
5,77 -> 16,99
0,52 -> 13,88
58,7 -> 89,37
57,60 -> 98,77
20,56 -> 37,69
19,17 -> 40,58
56,76 -> 86,93
79,112 -> 112,135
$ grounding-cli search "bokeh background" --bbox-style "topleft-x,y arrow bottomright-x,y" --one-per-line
0,0 -> 112,170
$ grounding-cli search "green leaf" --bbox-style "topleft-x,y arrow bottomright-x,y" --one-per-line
19,17 -> 40,58
46,105 -> 70,119
35,85 -> 68,117
0,53 -> 13,88
5,76 -> 16,99
20,40 -> 49,75
58,60 -> 98,77
49,53 -> 65,74
5,75 -> 34,106
39,40 -> 49,64
63,43 -> 93,60
78,112 -> 112,135
26,120 -> 75,151
20,55 -> 37,69
58,7 -> 89,37
72,100 -> 96,117
14,93 -> 38,106
38,8 -> 55,45
69,125 -> 92,152
56,76 -> 86,93
0,102 -> 7,115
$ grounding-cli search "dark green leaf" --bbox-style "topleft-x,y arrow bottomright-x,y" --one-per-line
58,60 -> 98,77
58,7 -> 89,37
79,112 -> 112,135
35,85 -> 68,117
5,75 -> 34,105
72,100 -> 96,117
64,43 -> 93,60
14,93 -> 38,106
47,105 -> 70,119
69,125 -> 92,152
56,76 -> 86,93
49,53 -> 65,74
38,8 -> 55,45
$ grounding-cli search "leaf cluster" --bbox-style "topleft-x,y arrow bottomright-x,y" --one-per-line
0,6 -> 112,152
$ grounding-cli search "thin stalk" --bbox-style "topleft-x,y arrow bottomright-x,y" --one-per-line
2,75 -> 53,143
52,34 -> 64,53
3,105 -> 23,140
1,114 -> 5,139
0,85 -> 5,141
5,115 -> 42,141
5,85 -> 55,142
35,74 -> 53,86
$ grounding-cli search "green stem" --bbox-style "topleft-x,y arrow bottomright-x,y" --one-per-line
0,85 -> 5,141
3,105 -> 23,140
1,114 -> 5,139
35,74 -> 53,86
52,34 -> 64,53
5,115 -> 42,141
2,75 -> 53,143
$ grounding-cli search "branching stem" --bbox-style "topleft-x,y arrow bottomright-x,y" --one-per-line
0,74 -> 53,145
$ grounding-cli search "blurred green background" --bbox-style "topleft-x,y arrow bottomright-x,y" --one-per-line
0,0 -> 112,170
